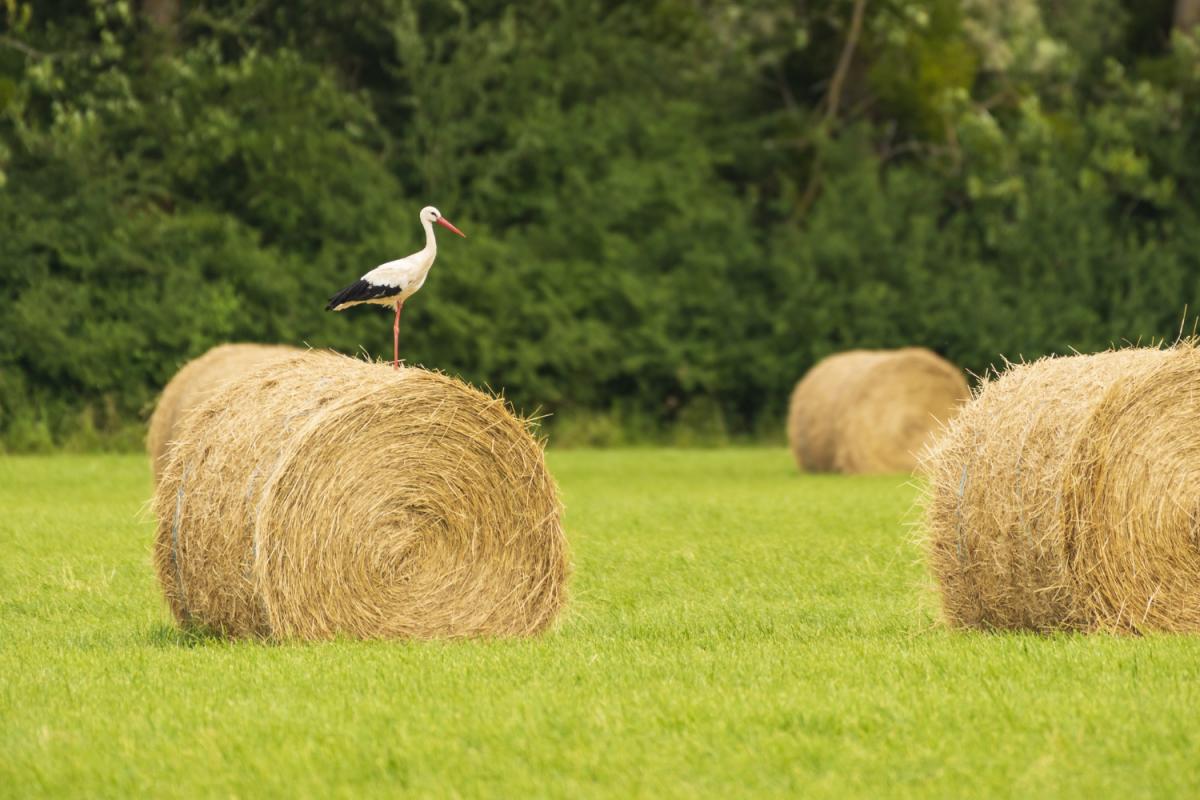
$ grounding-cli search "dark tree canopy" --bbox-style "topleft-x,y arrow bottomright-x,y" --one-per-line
1,0 -> 1198,449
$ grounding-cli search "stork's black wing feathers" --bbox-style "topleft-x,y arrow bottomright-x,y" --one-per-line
325,279 -> 402,311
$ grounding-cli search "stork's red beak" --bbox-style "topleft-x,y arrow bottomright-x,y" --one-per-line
436,217 -> 466,238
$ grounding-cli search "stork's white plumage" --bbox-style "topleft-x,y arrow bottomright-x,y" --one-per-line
326,205 -> 466,368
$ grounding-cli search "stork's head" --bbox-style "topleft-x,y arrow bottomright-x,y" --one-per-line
420,206 -> 466,238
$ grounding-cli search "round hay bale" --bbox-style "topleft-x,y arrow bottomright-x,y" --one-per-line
922,344 -> 1200,633
152,350 -> 569,640
786,348 -> 970,474
146,343 -> 300,482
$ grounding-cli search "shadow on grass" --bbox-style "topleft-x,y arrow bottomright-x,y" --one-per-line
146,622 -> 244,648
144,622 -> 548,650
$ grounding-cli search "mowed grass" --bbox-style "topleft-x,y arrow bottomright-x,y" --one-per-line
2,451 -> 1199,798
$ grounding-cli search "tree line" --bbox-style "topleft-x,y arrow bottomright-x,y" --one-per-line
1,0 -> 1198,449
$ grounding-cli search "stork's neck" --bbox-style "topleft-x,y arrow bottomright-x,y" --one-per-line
421,218 -> 437,256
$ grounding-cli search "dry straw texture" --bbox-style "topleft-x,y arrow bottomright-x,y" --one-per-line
152,350 -> 569,640
786,348 -> 970,474
146,343 -> 300,481
923,344 -> 1200,633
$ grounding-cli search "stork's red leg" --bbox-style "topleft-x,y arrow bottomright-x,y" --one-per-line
393,302 -> 403,370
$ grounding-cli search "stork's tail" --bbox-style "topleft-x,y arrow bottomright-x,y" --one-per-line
325,278 -> 401,311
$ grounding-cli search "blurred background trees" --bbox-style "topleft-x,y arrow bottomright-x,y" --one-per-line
1,0 -> 1198,449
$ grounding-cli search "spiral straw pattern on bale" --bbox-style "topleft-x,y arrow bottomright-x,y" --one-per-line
923,344 -> 1200,633
146,343 -> 300,482
151,350 -> 570,640
786,348 -> 970,474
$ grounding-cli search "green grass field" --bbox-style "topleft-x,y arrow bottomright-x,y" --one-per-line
3,450 -> 1199,798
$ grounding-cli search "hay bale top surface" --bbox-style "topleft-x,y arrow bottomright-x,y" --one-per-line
153,350 -> 569,640
146,343 -> 300,481
787,347 -> 969,474
922,344 -> 1200,633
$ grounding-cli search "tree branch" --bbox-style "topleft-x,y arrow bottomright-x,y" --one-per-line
797,0 -> 869,219
1176,0 -> 1200,32
823,0 -> 867,126
0,33 -> 49,60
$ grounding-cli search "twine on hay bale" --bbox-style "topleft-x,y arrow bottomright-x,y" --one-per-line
786,347 -> 970,474
151,350 -> 570,640
922,344 -> 1200,633
146,343 -> 300,482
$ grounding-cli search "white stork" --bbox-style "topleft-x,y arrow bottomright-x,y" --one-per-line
326,205 -> 466,368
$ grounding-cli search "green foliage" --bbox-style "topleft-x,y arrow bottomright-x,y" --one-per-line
1,0 -> 1198,449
